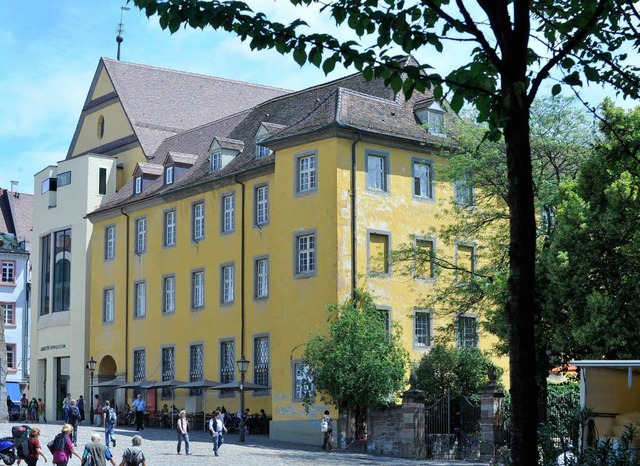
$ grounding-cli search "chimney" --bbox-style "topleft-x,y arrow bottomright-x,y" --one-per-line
10,180 -> 18,192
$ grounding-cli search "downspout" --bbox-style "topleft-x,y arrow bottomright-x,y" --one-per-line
120,208 -> 130,378
350,133 -> 362,300
234,176 -> 246,359
23,252 -> 29,386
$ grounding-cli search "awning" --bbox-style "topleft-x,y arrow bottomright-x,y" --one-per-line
6,382 -> 21,403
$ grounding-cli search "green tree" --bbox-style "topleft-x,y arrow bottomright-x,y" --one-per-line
539,102 -> 640,363
303,289 -> 410,440
131,0 -> 640,461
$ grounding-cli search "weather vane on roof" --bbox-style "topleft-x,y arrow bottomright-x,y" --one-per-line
116,5 -> 131,61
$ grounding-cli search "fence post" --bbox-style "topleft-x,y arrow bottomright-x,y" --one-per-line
401,372 -> 426,459
480,375 -> 504,461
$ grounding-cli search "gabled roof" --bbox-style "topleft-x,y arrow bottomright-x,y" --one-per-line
165,152 -> 198,166
133,163 -> 164,177
0,188 -> 33,245
69,58 -> 292,158
213,137 -> 245,152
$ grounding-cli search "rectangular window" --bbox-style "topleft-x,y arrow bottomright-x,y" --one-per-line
99,167 -> 107,195
211,152 -> 222,171
163,276 -> 176,314
414,311 -> 431,347
56,171 -> 71,187
293,362 -> 315,402
134,176 -> 142,194
457,316 -> 478,348
296,153 -> 317,194
189,344 -> 204,396
254,336 -> 270,388
133,349 -> 146,381
1,261 -> 15,284
41,177 -> 57,194
366,152 -> 388,192
254,257 -> 269,299
413,159 -> 434,200
295,232 -> 316,276
377,308 -> 391,334
254,185 -> 269,226
52,229 -> 71,312
256,144 -> 272,158
165,166 -> 174,185
220,340 -> 235,391
221,264 -> 234,304
428,109 -> 445,135
454,178 -> 475,207
221,193 -> 235,234
415,238 -> 435,280
40,235 -> 51,315
6,344 -> 15,370
192,202 -> 205,241
368,232 -> 390,276
105,226 -> 115,260
134,282 -> 146,318
135,218 -> 147,254
161,347 -> 175,398
103,288 -> 114,323
191,270 -> 204,309
1,303 -> 15,326
164,210 -> 176,247
456,244 -> 476,283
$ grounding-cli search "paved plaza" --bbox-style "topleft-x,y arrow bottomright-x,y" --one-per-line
0,421 -> 489,465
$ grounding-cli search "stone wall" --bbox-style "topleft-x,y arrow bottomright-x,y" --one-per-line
366,404 -> 404,456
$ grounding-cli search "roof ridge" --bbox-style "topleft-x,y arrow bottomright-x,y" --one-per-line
101,57 -> 291,93
339,87 -> 402,106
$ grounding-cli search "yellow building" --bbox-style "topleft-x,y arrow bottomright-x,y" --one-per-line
85,63 -> 502,444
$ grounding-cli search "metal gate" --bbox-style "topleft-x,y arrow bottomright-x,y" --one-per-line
425,391 -> 481,460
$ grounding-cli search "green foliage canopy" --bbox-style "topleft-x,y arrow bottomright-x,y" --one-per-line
303,290 -> 410,410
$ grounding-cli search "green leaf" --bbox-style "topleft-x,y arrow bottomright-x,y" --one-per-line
561,57 -> 575,70
552,84 -> 561,96
390,75 -> 403,93
450,92 -> 464,113
293,48 -> 307,67
583,65 -> 600,83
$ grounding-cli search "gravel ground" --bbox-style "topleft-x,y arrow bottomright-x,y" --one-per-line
0,421 -> 489,466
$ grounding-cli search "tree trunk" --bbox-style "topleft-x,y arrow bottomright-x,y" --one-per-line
503,86 -> 539,464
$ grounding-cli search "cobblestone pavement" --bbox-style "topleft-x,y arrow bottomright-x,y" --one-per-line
0,421 -> 489,466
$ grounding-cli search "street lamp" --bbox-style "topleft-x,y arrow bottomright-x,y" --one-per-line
236,355 -> 250,442
86,356 -> 96,425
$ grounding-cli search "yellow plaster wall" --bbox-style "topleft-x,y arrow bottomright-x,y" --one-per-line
71,102 -> 134,158
91,67 -> 115,100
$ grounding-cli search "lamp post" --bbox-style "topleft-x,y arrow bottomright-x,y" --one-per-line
86,356 -> 96,425
236,355 -> 250,443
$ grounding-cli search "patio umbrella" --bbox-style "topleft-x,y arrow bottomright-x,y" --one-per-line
211,381 -> 269,391
148,379 -> 188,429
118,380 -> 156,389
92,378 -> 127,388
175,380 -> 220,430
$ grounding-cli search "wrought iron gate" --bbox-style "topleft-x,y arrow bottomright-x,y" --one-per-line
425,391 -> 481,460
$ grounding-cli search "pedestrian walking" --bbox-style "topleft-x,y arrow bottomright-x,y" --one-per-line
321,410 -> 334,452
24,427 -> 48,466
67,400 -> 81,446
62,394 -> 71,424
50,424 -> 82,466
103,400 -> 117,448
208,409 -> 227,457
37,399 -> 46,423
175,410 -> 190,455
94,395 -> 103,427
132,394 -> 146,432
118,435 -> 146,466
77,396 -> 85,424
81,433 -> 116,466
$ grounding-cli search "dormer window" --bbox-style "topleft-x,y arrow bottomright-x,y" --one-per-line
415,102 -> 446,136
211,152 -> 222,171
256,144 -> 272,159
165,166 -> 174,185
134,176 -> 142,194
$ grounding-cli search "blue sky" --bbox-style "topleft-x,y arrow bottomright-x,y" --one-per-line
0,1 -> 637,194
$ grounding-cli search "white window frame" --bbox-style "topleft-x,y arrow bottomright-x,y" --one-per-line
165,166 -> 174,185
1,261 -> 15,284
103,288 -> 114,323
412,158 -> 435,200
457,315 -> 479,348
293,361 -> 315,402
256,144 -> 272,159
413,310 -> 432,348
163,275 -> 176,314
295,152 -> 317,194
221,263 -> 235,304
221,193 -> 235,234
254,184 -> 269,226
164,209 -> 176,247
254,257 -> 269,299
1,302 -> 15,326
192,270 -> 205,309
211,151 -> 222,171
134,176 -> 142,194
366,150 -> 389,193
135,218 -> 147,254
134,281 -> 146,318
192,201 -> 205,241
105,225 -> 116,260
6,344 -> 15,370
294,231 -> 316,277
454,178 -> 475,207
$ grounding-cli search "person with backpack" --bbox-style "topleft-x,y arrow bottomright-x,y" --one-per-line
321,410 -> 334,452
102,401 -> 117,449
66,400 -> 81,446
81,433 -> 116,466
51,424 -> 82,466
25,428 -> 48,466
208,409 -> 227,457
117,435 -> 146,466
